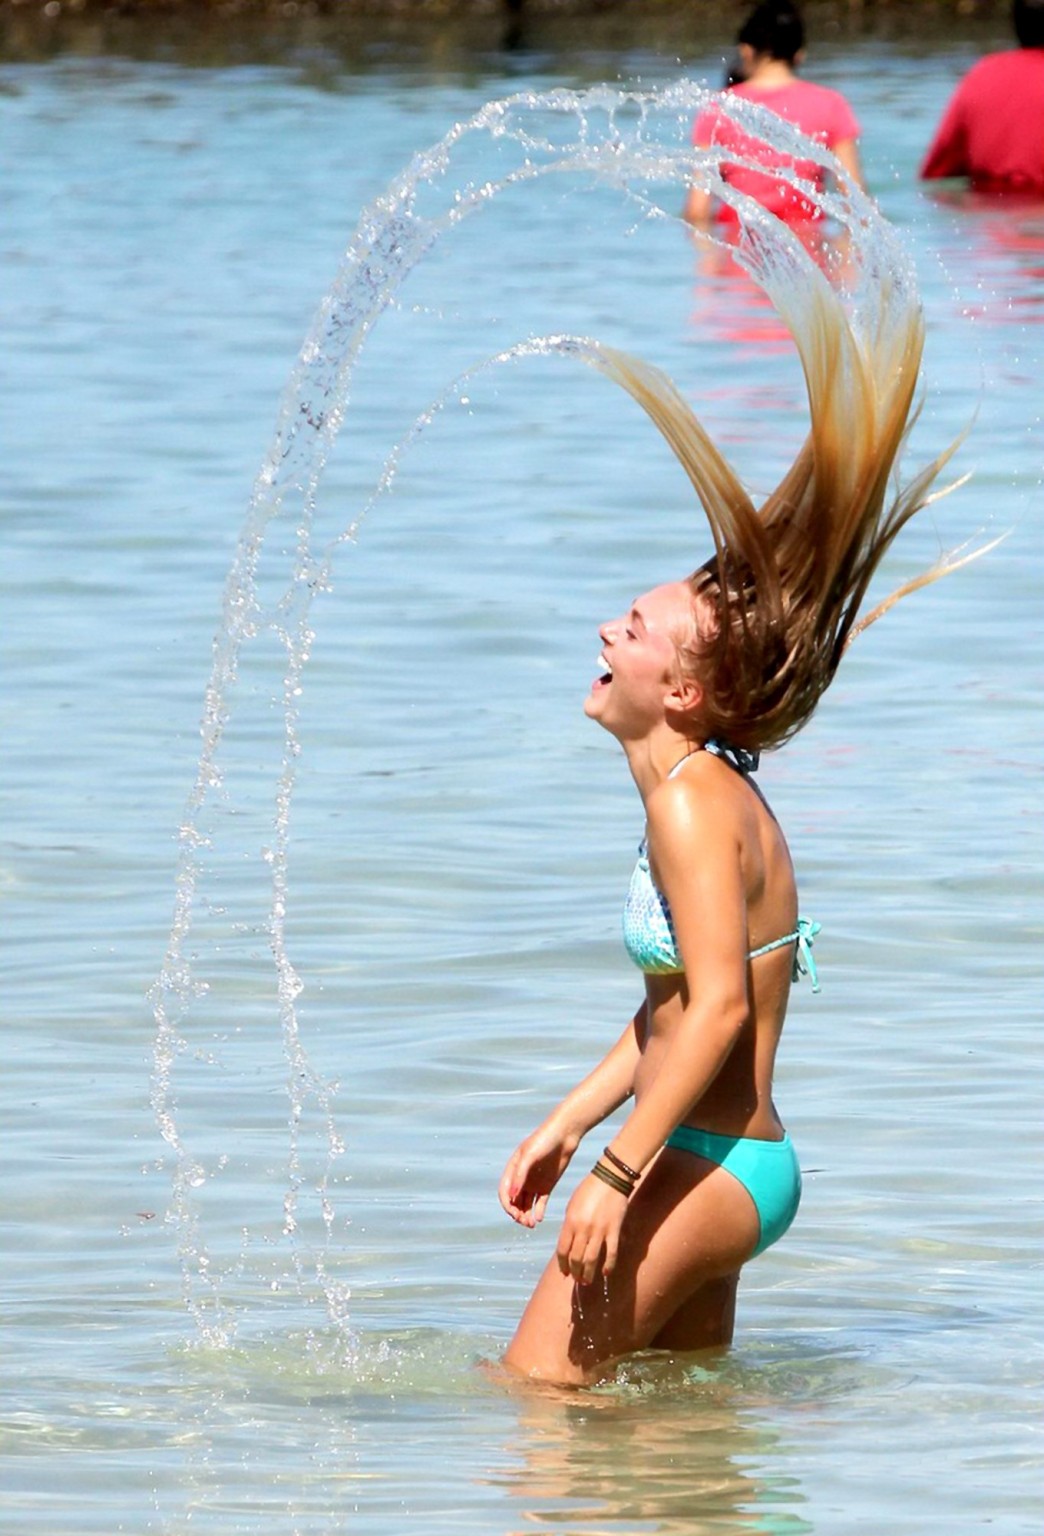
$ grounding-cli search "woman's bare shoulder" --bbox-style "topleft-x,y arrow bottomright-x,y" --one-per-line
645,755 -> 745,855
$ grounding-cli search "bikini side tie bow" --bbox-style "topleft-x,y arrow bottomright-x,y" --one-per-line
792,917 -> 822,993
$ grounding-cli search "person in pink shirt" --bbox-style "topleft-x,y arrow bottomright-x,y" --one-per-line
920,0 -> 1044,192
684,2 -> 863,227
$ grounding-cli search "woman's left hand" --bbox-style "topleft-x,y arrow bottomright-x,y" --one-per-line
556,1172 -> 629,1286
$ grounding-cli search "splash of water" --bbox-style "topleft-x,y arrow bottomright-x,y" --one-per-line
148,81 -> 921,1351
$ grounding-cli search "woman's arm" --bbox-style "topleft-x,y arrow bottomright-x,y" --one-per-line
604,782 -> 749,1172
833,136 -> 864,191
498,1005 -> 644,1227
683,184 -> 714,226
686,101 -> 725,226
554,780 -> 751,1282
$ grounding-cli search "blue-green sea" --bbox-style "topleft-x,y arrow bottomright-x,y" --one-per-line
3,23 -> 1041,1536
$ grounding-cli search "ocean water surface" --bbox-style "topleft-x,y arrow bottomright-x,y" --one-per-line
2,32 -> 1041,1536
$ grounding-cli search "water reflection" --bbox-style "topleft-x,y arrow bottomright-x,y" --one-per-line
688,222 -> 855,353
924,186 -> 1044,325
490,1359 -> 810,1536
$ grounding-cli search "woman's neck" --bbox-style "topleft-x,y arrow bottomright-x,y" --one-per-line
743,57 -> 797,91
622,731 -> 706,803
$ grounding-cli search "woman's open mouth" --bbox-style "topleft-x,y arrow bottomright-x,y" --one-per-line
591,655 -> 613,692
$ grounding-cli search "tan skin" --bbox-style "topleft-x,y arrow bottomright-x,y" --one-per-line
683,45 -> 864,226
498,581 -> 799,1386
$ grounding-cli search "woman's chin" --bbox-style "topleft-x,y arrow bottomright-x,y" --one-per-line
583,685 -> 605,719
583,687 -> 617,733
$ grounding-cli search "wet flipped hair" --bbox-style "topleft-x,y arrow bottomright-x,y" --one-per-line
737,2 -> 806,65
588,273 -> 969,755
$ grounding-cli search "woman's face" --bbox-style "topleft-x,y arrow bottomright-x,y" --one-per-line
584,581 -> 696,737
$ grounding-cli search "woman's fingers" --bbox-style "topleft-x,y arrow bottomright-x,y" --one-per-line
501,1130 -> 578,1227
556,1174 -> 629,1282
500,1128 -> 573,1225
602,1227 -> 620,1277
499,1141 -> 537,1213
578,1236 -> 605,1286
556,1221 -> 606,1285
499,1149 -> 551,1227
497,1156 -> 520,1216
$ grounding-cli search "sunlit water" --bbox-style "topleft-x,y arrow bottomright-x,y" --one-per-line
3,39 -> 1041,1536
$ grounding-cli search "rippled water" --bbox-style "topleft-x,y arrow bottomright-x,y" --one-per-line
3,36 -> 1041,1536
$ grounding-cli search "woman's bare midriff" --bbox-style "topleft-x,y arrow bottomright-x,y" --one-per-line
633,962 -> 791,1141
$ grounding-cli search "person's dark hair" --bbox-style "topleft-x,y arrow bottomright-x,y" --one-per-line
737,2 -> 806,65
722,50 -> 748,88
1014,0 -> 1044,49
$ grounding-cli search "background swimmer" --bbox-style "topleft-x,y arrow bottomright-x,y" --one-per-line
685,0 -> 864,226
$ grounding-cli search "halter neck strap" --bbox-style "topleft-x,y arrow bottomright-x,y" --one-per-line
706,739 -> 761,775
667,741 -> 761,781
667,750 -> 703,780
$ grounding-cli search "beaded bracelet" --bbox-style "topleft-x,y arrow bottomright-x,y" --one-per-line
602,1145 -> 641,1184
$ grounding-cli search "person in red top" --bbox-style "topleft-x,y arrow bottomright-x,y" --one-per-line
684,1 -> 863,227
920,0 -> 1044,191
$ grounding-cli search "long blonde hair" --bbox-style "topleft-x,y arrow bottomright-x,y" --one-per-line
583,261 -> 973,753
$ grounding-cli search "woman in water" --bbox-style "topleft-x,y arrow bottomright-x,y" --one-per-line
684,0 -> 864,227
497,231 -> 968,1386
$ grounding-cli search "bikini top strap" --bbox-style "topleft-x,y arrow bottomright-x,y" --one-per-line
705,739 -> 761,776
668,742 -> 760,781
792,917 -> 821,992
749,915 -> 822,989
748,917 -> 821,992
667,749 -> 703,780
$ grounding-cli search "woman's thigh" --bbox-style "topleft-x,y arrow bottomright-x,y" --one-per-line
502,1148 -> 760,1386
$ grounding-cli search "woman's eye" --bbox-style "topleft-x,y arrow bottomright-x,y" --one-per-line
625,628 -> 636,640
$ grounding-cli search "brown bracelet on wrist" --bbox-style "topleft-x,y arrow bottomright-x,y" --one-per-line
602,1145 -> 641,1184
591,1159 -> 636,1197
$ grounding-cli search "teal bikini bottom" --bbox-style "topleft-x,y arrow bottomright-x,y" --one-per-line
665,1125 -> 801,1257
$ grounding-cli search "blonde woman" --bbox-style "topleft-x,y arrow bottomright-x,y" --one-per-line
497,251 -> 969,1387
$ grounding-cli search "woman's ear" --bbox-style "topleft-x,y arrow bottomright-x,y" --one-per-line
665,675 -> 703,715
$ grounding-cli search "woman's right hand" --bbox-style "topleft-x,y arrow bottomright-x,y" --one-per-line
498,1122 -> 579,1228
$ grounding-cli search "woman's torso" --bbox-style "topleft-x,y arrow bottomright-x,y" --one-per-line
695,78 -> 860,222
631,752 -> 797,1140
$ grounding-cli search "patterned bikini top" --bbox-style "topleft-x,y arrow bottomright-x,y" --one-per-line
621,742 -> 820,990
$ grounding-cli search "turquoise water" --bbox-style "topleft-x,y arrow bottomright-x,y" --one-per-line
3,38 -> 1042,1536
